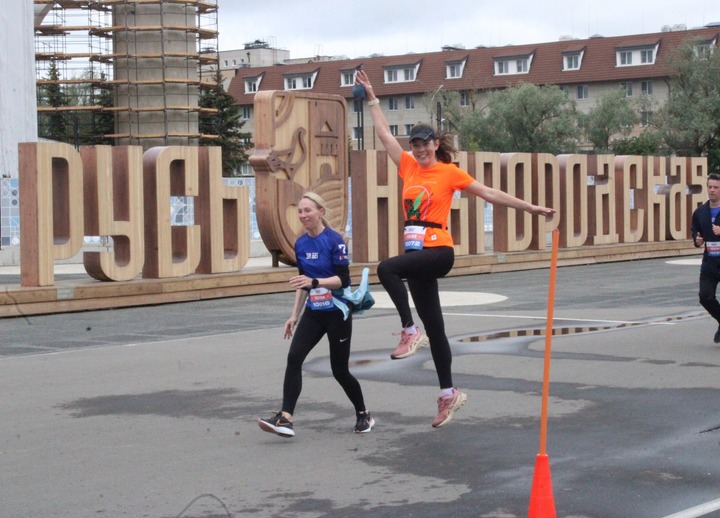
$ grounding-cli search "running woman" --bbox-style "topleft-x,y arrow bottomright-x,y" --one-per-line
258,192 -> 374,437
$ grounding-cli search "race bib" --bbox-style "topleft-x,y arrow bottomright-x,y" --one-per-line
404,225 -> 426,251
707,241 -> 720,257
308,287 -> 334,311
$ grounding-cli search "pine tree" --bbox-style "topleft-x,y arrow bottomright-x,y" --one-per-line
199,69 -> 252,176
38,60 -> 70,142
94,71 -> 115,145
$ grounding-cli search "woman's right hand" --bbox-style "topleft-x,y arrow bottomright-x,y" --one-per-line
284,316 -> 297,339
355,69 -> 375,99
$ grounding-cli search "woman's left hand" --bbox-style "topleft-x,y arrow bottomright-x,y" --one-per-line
528,205 -> 556,218
289,275 -> 313,290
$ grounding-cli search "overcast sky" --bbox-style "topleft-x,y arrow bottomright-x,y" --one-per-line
216,0 -> 720,59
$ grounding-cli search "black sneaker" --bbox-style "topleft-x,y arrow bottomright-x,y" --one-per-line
714,327 -> 720,344
258,412 -> 295,438
354,412 -> 375,433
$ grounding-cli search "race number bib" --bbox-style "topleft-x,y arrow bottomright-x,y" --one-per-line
404,225 -> 426,251
707,241 -> 720,257
309,287 -> 334,311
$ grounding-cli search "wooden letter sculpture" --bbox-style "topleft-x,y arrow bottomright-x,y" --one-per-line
19,142 -> 84,287
250,91 -> 348,265
81,145 -> 145,281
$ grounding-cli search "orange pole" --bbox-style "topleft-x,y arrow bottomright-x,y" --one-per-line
539,229 -> 559,455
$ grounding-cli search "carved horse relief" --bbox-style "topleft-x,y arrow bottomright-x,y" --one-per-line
250,91 -> 348,265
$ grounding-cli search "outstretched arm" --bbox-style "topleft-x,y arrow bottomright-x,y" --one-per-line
464,180 -> 556,217
355,69 -> 404,166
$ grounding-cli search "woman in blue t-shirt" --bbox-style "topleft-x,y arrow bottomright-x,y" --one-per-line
258,192 -> 374,437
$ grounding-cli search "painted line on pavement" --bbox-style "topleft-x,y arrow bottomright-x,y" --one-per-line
444,312 -> 677,325
661,497 -> 720,518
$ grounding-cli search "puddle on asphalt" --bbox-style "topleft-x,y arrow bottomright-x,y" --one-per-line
346,311 -> 706,369
457,311 -> 703,343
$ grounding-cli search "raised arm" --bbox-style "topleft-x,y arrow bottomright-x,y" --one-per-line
355,69 -> 404,166
464,180 -> 556,217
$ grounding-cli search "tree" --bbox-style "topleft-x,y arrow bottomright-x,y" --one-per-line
612,131 -> 664,155
93,71 -> 115,145
458,82 -> 577,154
199,69 -> 253,176
38,60 -> 69,142
578,88 -> 637,152
659,38 -> 720,172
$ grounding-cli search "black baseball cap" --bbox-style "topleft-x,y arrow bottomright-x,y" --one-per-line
409,125 -> 436,142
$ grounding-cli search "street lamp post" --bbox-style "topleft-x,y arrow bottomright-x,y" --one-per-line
416,79 -> 444,129
429,84 -> 444,128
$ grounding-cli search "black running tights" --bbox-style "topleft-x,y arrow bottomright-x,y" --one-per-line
376,246 -> 455,389
282,308 -> 366,416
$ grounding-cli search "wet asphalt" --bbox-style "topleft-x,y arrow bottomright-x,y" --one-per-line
0,256 -> 719,517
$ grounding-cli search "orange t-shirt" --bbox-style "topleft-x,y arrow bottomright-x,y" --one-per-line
399,151 -> 475,248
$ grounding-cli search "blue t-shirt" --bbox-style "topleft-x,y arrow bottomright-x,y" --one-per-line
711,206 -> 720,223
295,227 -> 349,311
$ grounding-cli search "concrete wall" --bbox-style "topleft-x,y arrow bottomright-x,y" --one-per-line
0,1 -> 38,178
112,2 -> 199,149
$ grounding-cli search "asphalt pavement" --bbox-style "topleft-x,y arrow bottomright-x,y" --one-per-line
0,256 -> 719,518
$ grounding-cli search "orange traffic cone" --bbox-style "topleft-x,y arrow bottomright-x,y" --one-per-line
528,453 -> 556,518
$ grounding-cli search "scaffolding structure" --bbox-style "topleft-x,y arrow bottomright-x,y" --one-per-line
34,0 -> 219,149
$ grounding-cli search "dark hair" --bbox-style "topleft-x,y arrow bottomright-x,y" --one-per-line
409,123 -> 457,164
435,130 -> 457,164
708,172 -> 720,182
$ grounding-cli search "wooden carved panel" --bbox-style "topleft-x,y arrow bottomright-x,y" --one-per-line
250,91 -> 348,265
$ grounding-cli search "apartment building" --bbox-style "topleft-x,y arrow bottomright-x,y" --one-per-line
227,25 -> 719,151
216,40 -> 290,89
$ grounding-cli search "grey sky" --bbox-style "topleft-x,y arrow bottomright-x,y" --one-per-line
216,0 -> 719,59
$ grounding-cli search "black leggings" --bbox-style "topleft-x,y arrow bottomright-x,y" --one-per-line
282,308 -> 367,416
376,246 -> 455,389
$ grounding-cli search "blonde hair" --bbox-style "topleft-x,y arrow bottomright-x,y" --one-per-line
301,191 -> 332,228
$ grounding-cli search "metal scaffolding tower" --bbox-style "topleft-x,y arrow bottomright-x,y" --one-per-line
34,0 -> 219,149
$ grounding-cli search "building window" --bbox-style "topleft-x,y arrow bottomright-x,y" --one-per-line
695,43 -> 715,59
560,85 -> 570,97
516,58 -> 528,73
385,65 -> 418,83
446,60 -> 466,78
353,127 -> 362,140
564,54 -> 579,70
405,96 -> 415,109
341,71 -> 354,86
641,80 -> 653,95
640,49 -> 654,64
224,60 -> 228,66
241,106 -> 251,119
245,79 -> 258,93
496,60 -> 509,74
460,91 -> 470,107
641,111 -> 653,126
577,85 -> 588,100
388,97 -> 398,111
389,125 -> 398,136
404,124 -> 413,135
285,75 -> 313,90
619,51 -> 632,65
621,82 -> 633,96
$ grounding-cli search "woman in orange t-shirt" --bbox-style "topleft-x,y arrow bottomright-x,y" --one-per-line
355,69 -> 556,428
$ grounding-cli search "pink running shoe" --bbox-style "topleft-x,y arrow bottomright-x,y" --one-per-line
390,328 -> 429,359
431,388 -> 468,428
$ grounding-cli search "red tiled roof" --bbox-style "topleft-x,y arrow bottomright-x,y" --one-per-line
227,27 -> 720,104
